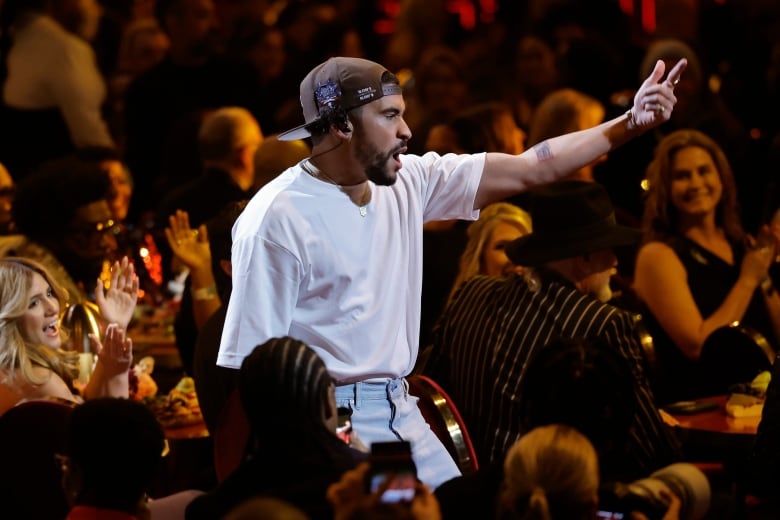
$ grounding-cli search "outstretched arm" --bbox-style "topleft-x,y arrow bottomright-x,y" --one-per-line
474,58 -> 687,209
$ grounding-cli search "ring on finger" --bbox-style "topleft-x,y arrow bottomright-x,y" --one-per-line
657,106 -> 665,114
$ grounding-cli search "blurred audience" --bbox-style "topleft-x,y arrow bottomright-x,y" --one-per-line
0,155 -> 117,302
404,45 -> 470,155
74,146 -> 166,304
501,33 -> 559,132
226,21 -> 298,135
158,106 -> 262,227
108,16 -> 169,143
425,102 -> 526,156
0,0 -> 114,178
123,0 -> 261,220
158,106 -> 262,373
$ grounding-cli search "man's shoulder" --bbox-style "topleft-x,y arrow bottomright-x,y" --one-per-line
232,169 -> 305,235
448,274 -> 523,310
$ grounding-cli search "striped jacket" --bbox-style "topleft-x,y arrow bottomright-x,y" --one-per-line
426,269 -> 681,474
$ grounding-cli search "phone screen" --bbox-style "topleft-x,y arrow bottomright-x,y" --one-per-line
368,441 -> 417,503
596,511 -> 624,519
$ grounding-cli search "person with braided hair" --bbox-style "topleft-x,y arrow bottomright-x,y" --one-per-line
186,336 -> 366,520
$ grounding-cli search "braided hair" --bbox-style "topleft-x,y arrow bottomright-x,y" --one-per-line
239,337 -> 334,442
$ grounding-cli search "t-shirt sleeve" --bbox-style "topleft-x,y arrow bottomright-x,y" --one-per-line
216,234 -> 301,368
404,152 -> 485,223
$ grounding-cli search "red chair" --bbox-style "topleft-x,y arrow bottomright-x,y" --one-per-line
212,388 -> 251,482
407,374 -> 479,475
0,399 -> 76,519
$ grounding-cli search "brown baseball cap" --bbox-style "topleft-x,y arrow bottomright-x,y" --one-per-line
278,57 -> 402,141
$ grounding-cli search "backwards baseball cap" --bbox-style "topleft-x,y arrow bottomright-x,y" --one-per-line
278,57 -> 402,141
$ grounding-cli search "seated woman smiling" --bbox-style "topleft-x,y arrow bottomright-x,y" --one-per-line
634,129 -> 780,403
0,256 -> 138,415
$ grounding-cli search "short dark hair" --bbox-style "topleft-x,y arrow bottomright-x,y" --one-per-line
65,398 -> 165,510
13,155 -> 111,243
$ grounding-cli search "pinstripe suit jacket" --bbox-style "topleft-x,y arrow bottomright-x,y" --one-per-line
426,269 -> 680,474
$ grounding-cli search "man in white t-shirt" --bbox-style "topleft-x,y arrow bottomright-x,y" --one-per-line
217,56 -> 687,488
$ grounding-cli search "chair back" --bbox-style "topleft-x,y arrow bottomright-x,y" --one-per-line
407,374 -> 479,475
0,399 -> 76,519
213,388 -> 251,482
699,323 -> 775,395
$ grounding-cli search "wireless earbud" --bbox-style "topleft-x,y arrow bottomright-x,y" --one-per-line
335,112 -> 351,133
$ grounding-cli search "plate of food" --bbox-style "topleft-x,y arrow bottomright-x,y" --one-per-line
143,376 -> 203,431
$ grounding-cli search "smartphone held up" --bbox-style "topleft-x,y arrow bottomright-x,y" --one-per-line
367,441 -> 418,503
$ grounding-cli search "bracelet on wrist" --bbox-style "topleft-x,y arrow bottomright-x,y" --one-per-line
761,276 -> 775,296
192,285 -> 218,301
625,108 -> 637,130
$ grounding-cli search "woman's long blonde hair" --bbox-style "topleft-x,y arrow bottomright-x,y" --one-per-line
0,258 -> 78,386
499,424 -> 599,520
448,202 -> 531,302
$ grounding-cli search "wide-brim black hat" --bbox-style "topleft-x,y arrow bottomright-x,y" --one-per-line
505,181 -> 642,266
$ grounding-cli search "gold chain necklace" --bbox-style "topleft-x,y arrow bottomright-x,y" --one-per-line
302,160 -> 370,217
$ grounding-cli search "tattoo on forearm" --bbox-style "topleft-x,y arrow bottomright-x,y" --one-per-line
533,141 -> 553,162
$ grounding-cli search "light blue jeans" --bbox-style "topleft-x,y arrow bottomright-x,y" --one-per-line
335,377 -> 461,489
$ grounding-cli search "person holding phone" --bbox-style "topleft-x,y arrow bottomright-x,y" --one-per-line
327,460 -> 441,520
217,55 -> 686,489
186,337 -> 366,520
634,129 -> 780,404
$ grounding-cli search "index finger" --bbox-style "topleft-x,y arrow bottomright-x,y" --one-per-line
665,58 -> 687,86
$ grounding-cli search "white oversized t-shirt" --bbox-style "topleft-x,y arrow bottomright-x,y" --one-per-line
217,152 -> 484,381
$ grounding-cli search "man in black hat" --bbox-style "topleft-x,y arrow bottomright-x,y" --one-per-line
218,55 -> 686,488
426,181 -> 681,476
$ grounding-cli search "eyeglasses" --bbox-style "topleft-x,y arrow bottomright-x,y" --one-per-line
70,218 -> 118,237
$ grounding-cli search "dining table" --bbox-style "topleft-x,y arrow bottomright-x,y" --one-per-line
668,395 -> 760,436
666,393 -> 763,509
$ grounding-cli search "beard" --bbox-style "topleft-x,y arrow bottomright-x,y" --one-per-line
353,126 -> 400,186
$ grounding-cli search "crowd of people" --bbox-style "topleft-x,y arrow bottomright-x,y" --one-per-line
1,0 -> 780,519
